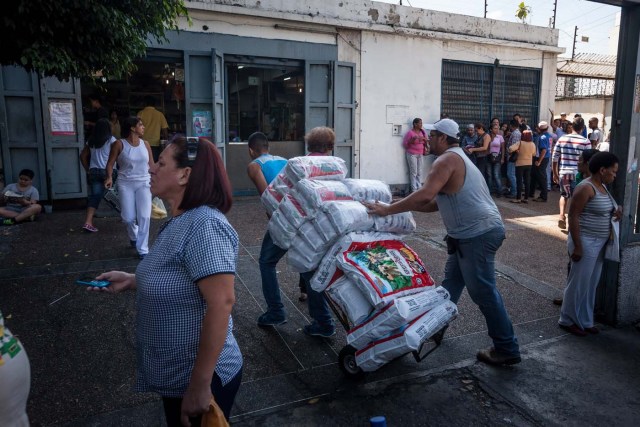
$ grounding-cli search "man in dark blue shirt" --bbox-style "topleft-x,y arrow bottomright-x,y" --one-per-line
531,121 -> 551,202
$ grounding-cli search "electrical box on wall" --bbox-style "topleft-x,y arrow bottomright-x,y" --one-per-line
392,124 -> 402,136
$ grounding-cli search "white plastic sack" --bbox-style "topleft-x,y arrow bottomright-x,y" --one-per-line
294,179 -> 352,216
261,173 -> 294,215
347,286 -> 451,350
287,244 -> 326,273
373,212 -> 416,234
343,179 -> 392,204
279,194 -> 308,229
309,232 -> 402,292
325,276 -> 374,327
267,210 -> 296,249
355,300 -> 458,372
312,213 -> 340,244
323,200 -> 375,235
285,156 -> 348,184
337,238 -> 435,307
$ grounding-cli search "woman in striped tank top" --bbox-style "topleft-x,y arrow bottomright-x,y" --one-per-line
559,152 -> 621,336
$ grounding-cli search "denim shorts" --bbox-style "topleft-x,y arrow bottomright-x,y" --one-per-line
87,168 -> 112,208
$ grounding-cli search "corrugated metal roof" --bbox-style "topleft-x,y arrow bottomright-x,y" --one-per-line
557,53 -> 617,79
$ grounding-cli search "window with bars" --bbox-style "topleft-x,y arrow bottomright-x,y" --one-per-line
441,60 -> 541,129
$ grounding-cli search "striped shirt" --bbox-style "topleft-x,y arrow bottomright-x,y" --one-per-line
552,133 -> 591,176
135,206 -> 242,397
579,181 -> 614,238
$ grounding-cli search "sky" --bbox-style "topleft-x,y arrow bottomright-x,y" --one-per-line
376,0 -> 621,57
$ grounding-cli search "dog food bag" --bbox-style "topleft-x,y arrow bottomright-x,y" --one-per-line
338,239 -> 435,307
267,210 -> 297,250
347,286 -> 451,349
343,179 -> 392,204
325,276 -> 374,327
323,200 -> 375,235
295,179 -> 352,215
373,211 -> 417,234
285,156 -> 348,184
355,300 -> 458,372
279,194 -> 308,229
310,232 -> 402,292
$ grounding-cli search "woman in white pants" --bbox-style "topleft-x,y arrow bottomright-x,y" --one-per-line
0,310 -> 31,427
559,152 -> 620,336
105,116 -> 154,259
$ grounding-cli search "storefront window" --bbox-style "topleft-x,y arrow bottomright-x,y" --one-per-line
227,64 -> 305,142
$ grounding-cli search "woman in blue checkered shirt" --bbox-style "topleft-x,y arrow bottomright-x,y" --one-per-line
94,137 -> 242,425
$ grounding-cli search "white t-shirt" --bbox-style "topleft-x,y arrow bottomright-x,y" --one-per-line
596,141 -> 610,152
89,136 -> 117,169
589,128 -> 603,146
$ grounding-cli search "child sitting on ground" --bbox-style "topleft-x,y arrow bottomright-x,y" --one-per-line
0,169 -> 42,225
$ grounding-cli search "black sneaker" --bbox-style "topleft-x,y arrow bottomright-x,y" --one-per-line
303,322 -> 335,337
476,347 -> 521,366
257,311 -> 287,327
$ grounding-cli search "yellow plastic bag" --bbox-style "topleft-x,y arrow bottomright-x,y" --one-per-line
201,397 -> 229,427
151,197 -> 167,219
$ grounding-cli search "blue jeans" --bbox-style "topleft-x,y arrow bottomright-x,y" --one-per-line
506,162 -> 517,196
300,271 -> 334,327
487,160 -> 503,194
442,227 -> 519,356
259,231 -> 287,316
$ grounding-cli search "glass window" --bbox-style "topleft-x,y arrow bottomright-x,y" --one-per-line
226,64 -> 305,142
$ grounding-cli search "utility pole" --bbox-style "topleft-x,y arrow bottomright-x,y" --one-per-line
572,26 -> 578,60
484,0 -> 488,18
552,0 -> 558,28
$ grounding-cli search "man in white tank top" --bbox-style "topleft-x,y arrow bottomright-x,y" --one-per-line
366,119 -> 521,366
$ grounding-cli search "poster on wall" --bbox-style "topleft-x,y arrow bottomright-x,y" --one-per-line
192,110 -> 212,138
49,101 -> 76,136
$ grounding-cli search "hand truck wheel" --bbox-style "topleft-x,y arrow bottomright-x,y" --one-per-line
338,345 -> 364,379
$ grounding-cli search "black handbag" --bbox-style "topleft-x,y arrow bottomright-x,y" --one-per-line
508,151 -> 518,162
490,152 -> 501,164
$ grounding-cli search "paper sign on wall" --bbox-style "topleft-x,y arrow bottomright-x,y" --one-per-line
192,110 -> 212,138
49,101 -> 76,136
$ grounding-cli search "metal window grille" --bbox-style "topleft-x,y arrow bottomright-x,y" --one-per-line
555,76 -> 615,99
441,60 -> 541,129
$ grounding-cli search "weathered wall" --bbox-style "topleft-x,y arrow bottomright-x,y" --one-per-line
618,246 -> 640,325
554,98 -> 614,136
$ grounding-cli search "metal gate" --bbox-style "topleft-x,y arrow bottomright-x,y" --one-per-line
441,60 -> 541,127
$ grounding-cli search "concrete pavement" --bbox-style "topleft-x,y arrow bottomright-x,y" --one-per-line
1,191 -> 639,426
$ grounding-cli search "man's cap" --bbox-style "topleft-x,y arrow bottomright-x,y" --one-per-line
560,112 -> 567,116
538,121 -> 549,129
424,119 -> 460,139
467,124 -> 475,129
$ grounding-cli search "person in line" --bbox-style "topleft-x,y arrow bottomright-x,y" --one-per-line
553,148 -> 598,306
84,93 -> 109,134
366,118 -> 520,366
504,120 -> 521,199
509,130 -> 536,204
461,124 -> 478,164
0,309 -> 31,427
466,123 -> 491,184
105,117 -> 154,259
80,118 -> 117,232
491,117 -> 504,136
597,131 -> 611,152
486,123 -> 505,197
137,96 -> 169,162
588,117 -> 603,149
94,137 -> 242,424
109,110 -> 121,139
402,118 -> 428,194
574,114 -> 588,138
552,117 -> 591,230
246,132 -> 304,327
558,152 -> 621,336
0,169 -> 42,225
530,121 -> 551,202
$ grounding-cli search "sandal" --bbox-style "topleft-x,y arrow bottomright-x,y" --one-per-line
558,217 -> 567,229
82,223 -> 98,232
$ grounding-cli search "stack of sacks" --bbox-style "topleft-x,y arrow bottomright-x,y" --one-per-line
311,232 -> 458,372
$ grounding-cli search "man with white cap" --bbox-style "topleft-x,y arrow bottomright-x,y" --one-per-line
365,118 -> 521,366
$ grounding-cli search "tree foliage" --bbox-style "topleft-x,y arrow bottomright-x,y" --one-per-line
0,0 -> 188,80
515,2 -> 532,24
